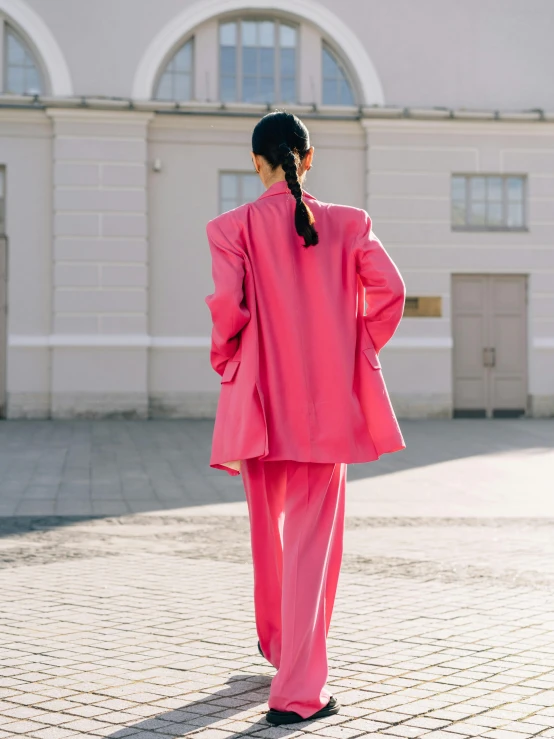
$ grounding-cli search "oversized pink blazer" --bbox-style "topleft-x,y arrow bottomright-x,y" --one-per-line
205,180 -> 406,475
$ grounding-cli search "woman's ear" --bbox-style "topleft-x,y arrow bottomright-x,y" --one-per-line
304,146 -> 315,172
251,152 -> 261,174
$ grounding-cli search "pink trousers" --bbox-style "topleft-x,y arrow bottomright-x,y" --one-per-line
242,459 -> 347,718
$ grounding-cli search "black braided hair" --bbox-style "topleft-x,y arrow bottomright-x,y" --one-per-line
252,111 -> 319,247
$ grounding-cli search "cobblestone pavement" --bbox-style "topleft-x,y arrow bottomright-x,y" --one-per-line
1,420 -> 554,738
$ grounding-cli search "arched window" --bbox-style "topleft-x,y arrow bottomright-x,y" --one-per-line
4,24 -> 43,95
155,38 -> 193,101
219,19 -> 297,104
322,43 -> 355,106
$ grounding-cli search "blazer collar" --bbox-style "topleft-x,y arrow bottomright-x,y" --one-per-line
257,180 -> 316,201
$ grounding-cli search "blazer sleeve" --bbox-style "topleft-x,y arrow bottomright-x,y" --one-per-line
205,216 -> 251,376
354,210 -> 406,354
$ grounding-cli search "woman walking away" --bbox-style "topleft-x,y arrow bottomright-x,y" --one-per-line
205,110 -> 405,725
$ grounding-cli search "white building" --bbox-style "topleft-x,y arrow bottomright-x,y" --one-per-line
0,0 -> 553,420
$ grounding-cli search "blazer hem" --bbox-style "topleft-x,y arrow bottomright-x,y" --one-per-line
210,440 -> 406,475
211,462 -> 242,476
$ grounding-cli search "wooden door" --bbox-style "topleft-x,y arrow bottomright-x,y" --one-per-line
452,274 -> 527,418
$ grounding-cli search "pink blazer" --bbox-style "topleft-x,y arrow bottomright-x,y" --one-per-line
205,180 -> 406,475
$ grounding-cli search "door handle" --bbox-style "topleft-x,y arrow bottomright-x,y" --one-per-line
482,348 -> 496,368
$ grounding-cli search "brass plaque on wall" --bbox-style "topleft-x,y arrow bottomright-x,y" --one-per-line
403,296 -> 442,317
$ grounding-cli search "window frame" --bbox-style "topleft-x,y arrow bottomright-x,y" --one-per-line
2,20 -> 45,96
153,35 -> 195,102
321,40 -> 357,106
451,173 -> 528,232
218,16 -> 299,104
219,170 -> 264,214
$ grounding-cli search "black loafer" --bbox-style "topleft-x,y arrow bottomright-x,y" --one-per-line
257,640 -> 265,659
266,696 -> 340,725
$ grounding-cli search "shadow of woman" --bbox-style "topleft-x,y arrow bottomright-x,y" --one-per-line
105,672 -> 307,738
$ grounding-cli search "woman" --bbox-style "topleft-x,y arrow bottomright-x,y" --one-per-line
205,111 -> 405,725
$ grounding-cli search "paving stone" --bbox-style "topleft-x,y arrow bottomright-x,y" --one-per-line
1,719 -> 51,733
28,728 -> 80,739
1,420 -> 554,738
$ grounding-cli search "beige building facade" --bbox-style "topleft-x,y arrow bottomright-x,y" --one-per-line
1,0 -> 553,420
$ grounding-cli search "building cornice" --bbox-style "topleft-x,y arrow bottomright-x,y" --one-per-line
0,95 -> 552,124
44,107 -> 155,124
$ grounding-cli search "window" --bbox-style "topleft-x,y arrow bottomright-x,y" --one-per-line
219,19 -> 297,103
155,38 -> 193,100
451,175 -> 526,230
322,44 -> 355,105
220,172 -> 264,213
4,24 -> 43,95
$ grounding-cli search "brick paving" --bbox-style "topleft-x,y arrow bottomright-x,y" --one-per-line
0,419 -> 554,738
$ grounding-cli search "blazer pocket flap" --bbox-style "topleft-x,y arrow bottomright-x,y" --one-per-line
221,360 -> 240,383
363,346 -> 381,370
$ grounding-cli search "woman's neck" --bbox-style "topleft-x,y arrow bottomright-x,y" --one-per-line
262,171 -> 306,190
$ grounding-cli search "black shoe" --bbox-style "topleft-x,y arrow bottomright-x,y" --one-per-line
257,640 -> 266,660
266,696 -> 340,725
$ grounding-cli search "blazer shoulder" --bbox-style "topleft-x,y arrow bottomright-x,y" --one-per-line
332,202 -> 369,223
311,198 -> 368,222
314,201 -> 370,239
207,202 -> 250,234
206,203 -> 251,253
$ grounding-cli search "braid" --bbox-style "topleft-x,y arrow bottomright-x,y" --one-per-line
279,143 -> 303,203
251,111 -> 320,248
278,143 -> 319,248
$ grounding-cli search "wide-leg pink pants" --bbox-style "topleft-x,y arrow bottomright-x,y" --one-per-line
242,459 -> 346,719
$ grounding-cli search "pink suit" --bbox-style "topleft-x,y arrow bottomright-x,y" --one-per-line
205,180 -> 405,717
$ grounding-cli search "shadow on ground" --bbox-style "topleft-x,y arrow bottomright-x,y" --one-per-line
104,673 -> 315,738
0,419 -> 552,529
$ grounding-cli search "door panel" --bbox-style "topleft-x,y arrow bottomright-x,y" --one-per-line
489,276 -> 527,412
452,275 -> 488,413
493,315 -> 526,373
452,274 -> 527,418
